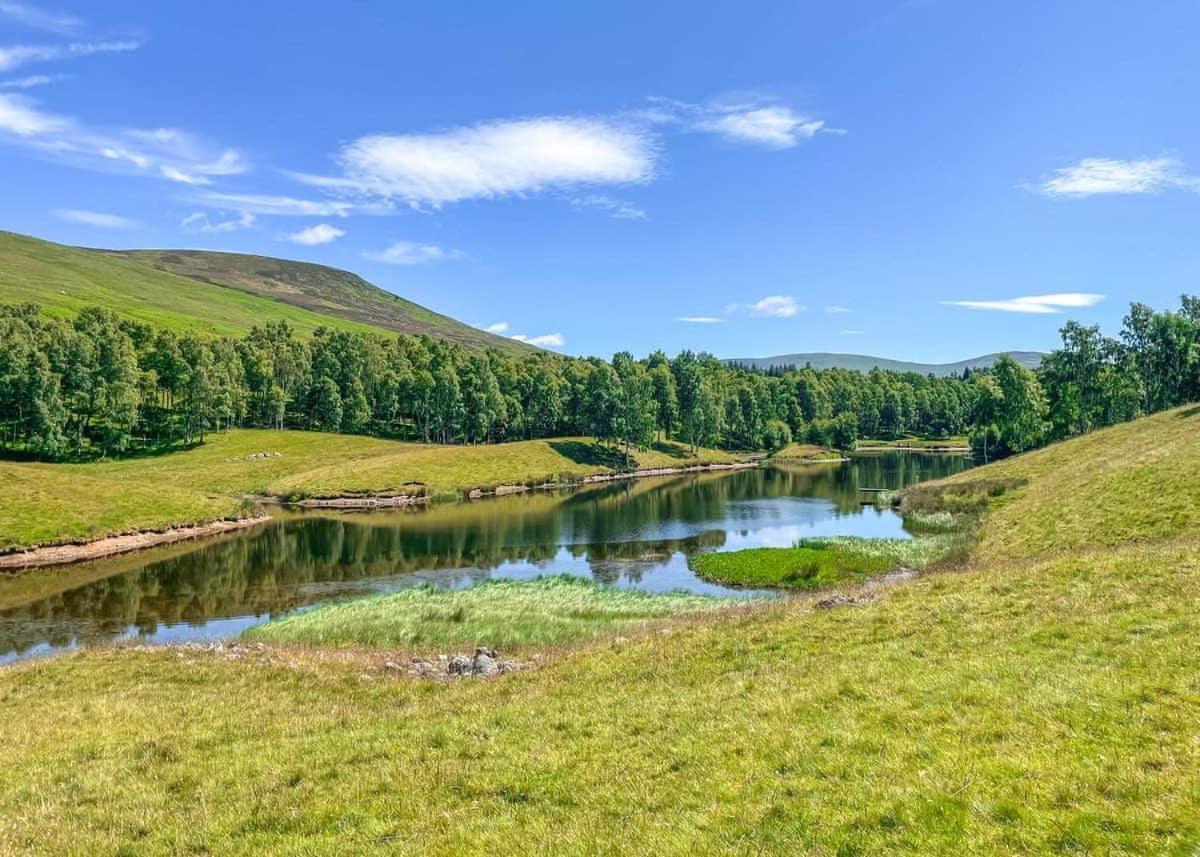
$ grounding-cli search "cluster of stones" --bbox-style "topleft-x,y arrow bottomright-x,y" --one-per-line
385,647 -> 530,678
228,451 -> 283,461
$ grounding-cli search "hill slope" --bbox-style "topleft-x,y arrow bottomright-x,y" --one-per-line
728,351 -> 1044,375
0,231 -> 527,352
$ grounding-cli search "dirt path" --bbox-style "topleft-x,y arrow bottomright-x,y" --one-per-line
0,516 -> 272,571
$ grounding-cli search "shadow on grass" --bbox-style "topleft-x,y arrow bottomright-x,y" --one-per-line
1176,405 -> 1200,420
548,440 -> 631,468
650,441 -> 693,460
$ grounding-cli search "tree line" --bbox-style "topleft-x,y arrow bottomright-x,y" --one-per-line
0,296 -> 1196,462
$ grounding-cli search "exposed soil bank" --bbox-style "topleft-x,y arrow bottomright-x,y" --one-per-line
0,516 -> 272,572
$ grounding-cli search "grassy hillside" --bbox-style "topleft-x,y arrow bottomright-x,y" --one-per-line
939,404 -> 1200,561
0,230 -> 524,351
0,431 -> 735,551
728,351 -> 1044,375
2,409 -> 1199,853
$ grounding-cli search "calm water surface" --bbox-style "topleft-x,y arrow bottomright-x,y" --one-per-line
0,452 -> 970,663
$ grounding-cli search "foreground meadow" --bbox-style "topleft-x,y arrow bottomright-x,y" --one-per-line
1,407 -> 1199,854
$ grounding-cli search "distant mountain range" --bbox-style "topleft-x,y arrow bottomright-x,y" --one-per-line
726,351 -> 1045,376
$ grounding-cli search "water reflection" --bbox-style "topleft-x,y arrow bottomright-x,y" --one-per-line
0,452 -> 970,662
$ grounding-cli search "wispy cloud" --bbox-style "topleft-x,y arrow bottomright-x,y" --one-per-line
364,240 -> 462,265
481,321 -> 509,334
0,72 -> 66,89
840,329 -> 864,336
726,295 -> 804,318
52,207 -> 137,229
648,96 -> 843,149
825,305 -> 851,314
571,194 -> 647,220
295,116 -> 655,209
941,293 -> 1105,314
283,223 -> 344,246
1035,157 -> 1197,197
196,193 -> 354,218
676,316 -> 725,324
0,2 -> 84,35
0,40 -> 139,73
511,332 -> 565,348
181,210 -> 256,234
0,92 -> 249,184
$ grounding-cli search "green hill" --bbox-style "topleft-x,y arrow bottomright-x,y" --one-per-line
0,231 -> 528,352
728,350 -> 1044,375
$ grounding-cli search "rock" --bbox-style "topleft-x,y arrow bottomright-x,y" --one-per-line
382,660 -> 402,672
815,594 -> 861,610
613,636 -> 629,645
447,655 -> 473,675
409,660 -> 437,677
471,649 -> 499,676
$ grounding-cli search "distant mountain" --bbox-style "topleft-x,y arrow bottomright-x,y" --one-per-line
0,231 -> 531,353
726,351 -> 1045,376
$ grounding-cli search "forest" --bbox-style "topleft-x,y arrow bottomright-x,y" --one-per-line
0,295 -> 1197,463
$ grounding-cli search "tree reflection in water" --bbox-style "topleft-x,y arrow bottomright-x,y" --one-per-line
0,453 -> 970,661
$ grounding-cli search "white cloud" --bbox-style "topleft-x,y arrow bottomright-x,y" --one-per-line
697,106 -> 826,149
296,116 -> 655,207
735,295 -> 803,318
840,329 -> 864,336
181,210 -> 256,234
676,316 -> 725,324
0,91 -> 63,134
364,240 -> 462,265
284,223 -> 345,246
648,96 -> 842,150
0,2 -> 84,34
482,321 -> 509,334
52,207 -> 137,228
1036,157 -> 1196,197
0,40 -> 139,73
0,72 -> 65,88
571,194 -> 647,220
196,193 -> 354,217
941,293 -> 1105,314
511,332 -> 565,348
0,92 -> 249,184
825,305 -> 851,314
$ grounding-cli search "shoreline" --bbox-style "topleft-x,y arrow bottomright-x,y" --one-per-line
293,460 -> 761,508
1,460 -> 761,569
0,516 -> 272,572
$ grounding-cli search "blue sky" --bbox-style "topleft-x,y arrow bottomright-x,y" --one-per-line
1,1 -> 1198,361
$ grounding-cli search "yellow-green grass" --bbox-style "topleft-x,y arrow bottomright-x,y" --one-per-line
0,430 -> 735,551
689,535 -> 966,589
1,539 -> 1197,854
0,230 -> 521,350
857,436 -> 969,449
769,443 -> 843,461
245,575 -> 736,650
933,404 -> 1200,562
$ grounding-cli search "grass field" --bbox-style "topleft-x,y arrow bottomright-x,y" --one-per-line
245,576 -> 736,650
0,430 -> 735,551
856,436 -> 970,449
769,443 -> 843,461
2,407 -> 1199,854
689,535 -> 967,589
0,230 -> 521,350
